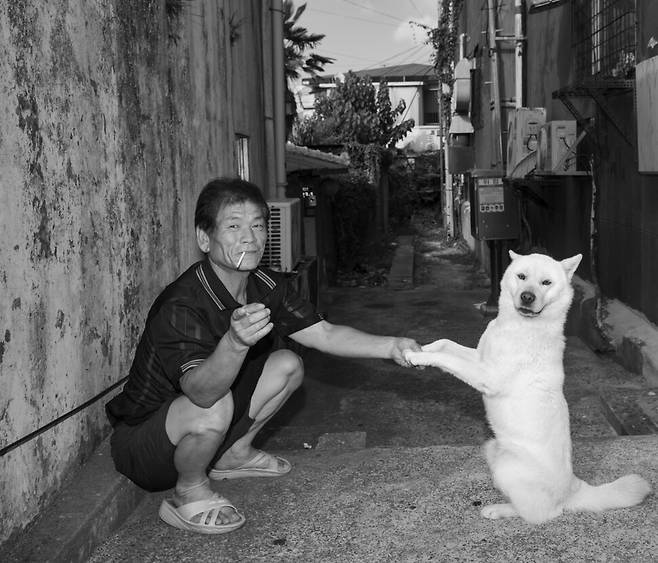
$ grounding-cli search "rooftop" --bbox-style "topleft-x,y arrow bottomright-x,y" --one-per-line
304,63 -> 438,86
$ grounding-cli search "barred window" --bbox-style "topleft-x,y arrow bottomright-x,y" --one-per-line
572,0 -> 636,82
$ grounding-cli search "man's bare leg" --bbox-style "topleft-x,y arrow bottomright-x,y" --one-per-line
213,349 -> 303,471
165,392 -> 240,524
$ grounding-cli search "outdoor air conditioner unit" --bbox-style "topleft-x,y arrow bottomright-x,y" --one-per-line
262,198 -> 302,272
506,107 -> 546,175
536,120 -> 577,174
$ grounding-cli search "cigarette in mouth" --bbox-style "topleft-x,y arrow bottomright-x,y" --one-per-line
236,251 -> 246,269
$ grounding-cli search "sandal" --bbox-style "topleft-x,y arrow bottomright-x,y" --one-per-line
158,493 -> 245,534
209,450 -> 292,480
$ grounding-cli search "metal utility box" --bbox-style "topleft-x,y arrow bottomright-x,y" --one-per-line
469,170 -> 520,241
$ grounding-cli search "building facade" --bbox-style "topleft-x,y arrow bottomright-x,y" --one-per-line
451,0 -> 658,328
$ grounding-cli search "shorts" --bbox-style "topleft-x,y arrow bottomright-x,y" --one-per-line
109,349 -> 269,492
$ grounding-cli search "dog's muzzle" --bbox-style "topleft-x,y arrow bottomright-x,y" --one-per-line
517,291 -> 541,316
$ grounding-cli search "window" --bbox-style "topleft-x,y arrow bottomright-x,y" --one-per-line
572,0 -> 636,82
234,135 -> 249,181
529,0 -> 565,8
422,86 -> 440,126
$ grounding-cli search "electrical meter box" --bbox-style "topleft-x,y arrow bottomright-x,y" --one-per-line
469,170 -> 520,241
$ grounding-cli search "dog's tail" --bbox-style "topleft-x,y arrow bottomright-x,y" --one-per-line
565,474 -> 651,513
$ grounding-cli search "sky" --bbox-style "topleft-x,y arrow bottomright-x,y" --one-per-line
298,0 -> 439,77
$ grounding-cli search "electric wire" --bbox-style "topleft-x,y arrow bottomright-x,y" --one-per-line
371,43 -> 429,69
309,7 -> 398,27
408,0 -> 424,18
338,0 -> 402,22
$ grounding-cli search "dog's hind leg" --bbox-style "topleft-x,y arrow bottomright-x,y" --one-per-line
505,485 -> 563,524
483,440 -> 563,524
480,441 -> 522,520
481,493 -> 563,523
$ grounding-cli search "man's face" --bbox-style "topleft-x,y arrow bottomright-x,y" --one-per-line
196,200 -> 268,274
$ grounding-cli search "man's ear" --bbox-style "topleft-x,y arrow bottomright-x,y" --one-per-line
196,227 -> 210,254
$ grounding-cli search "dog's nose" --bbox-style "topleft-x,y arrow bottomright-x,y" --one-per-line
520,291 -> 535,305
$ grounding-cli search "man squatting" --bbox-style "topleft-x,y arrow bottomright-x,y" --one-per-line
106,177 -> 421,534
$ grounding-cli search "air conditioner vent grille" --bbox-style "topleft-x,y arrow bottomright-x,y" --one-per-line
261,199 -> 302,272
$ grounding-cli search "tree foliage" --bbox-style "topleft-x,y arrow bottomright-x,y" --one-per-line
293,72 -> 415,148
415,0 -> 464,128
283,1 -> 334,81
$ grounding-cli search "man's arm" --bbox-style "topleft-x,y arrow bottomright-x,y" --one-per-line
180,303 -> 273,407
289,320 -> 421,367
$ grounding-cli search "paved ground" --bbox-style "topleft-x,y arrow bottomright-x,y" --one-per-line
86,437 -> 658,563
5,213 -> 658,562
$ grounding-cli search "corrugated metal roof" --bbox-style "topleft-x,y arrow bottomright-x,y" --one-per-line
307,63 -> 438,85
285,143 -> 349,173
351,63 -> 437,80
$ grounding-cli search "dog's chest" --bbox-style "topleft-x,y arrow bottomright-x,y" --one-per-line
479,323 -> 563,368
477,323 -> 566,394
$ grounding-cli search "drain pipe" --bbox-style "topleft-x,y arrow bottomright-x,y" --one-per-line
487,0 -> 503,167
514,0 -> 525,108
271,0 -> 287,200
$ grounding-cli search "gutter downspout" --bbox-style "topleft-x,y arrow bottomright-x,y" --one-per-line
272,0 -> 287,199
487,0 -> 503,168
514,0 -> 525,108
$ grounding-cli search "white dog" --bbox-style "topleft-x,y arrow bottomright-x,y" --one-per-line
404,251 -> 651,524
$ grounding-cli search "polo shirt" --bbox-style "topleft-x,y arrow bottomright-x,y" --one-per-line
106,258 -> 322,426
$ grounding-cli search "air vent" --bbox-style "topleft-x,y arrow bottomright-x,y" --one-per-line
261,198 -> 302,272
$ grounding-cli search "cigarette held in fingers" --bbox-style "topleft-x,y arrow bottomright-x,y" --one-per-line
236,251 -> 246,269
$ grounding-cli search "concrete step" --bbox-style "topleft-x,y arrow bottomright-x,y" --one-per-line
386,235 -> 414,290
3,438 -> 145,563
599,387 -> 658,436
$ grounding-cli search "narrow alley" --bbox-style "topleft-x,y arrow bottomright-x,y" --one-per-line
11,213 -> 655,563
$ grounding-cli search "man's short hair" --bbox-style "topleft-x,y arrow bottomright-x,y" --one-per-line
195,177 -> 270,234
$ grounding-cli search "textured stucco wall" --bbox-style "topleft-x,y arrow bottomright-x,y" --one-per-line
0,0 -> 271,544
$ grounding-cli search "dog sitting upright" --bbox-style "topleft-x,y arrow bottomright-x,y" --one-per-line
404,251 -> 651,524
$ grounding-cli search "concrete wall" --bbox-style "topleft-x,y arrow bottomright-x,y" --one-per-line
0,0 -> 274,544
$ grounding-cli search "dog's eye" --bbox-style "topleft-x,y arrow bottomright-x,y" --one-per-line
517,273 -> 526,280
542,279 -> 552,286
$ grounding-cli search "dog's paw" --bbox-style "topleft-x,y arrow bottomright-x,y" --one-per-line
403,349 -> 419,366
421,339 -> 449,353
481,503 -> 518,520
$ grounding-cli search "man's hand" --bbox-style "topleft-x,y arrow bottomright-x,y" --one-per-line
391,337 -> 423,368
228,303 -> 273,349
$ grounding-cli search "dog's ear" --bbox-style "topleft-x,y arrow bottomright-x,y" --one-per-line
561,254 -> 583,280
509,250 -> 520,261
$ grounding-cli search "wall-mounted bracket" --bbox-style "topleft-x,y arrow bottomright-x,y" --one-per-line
553,80 -> 635,150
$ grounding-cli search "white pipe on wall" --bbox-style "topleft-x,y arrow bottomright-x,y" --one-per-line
487,0 -> 503,167
262,2 -> 276,199
271,0 -> 287,199
515,0 -> 525,108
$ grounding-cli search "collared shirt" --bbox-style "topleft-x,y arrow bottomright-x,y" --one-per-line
106,258 -> 322,426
